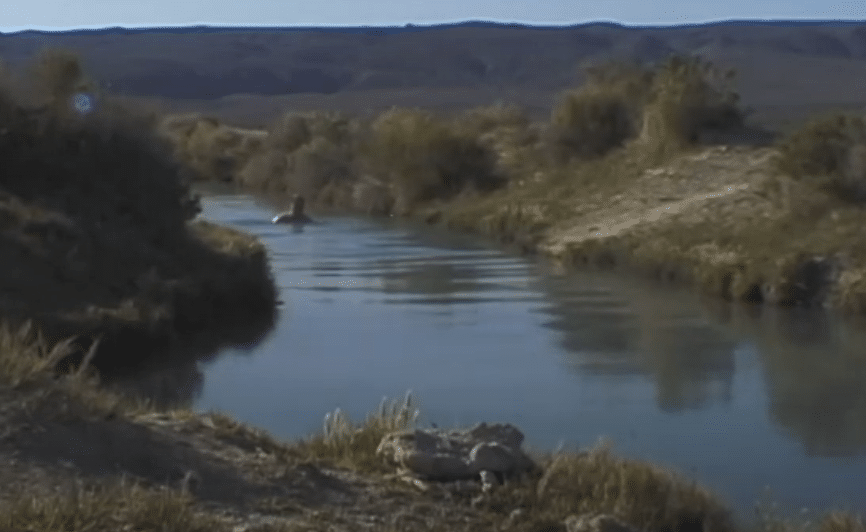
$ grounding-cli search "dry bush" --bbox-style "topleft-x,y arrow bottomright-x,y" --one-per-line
544,55 -> 743,164
25,47 -> 97,116
0,48 -> 199,239
0,108 -> 197,244
548,59 -> 653,160
550,87 -> 638,159
773,113 -> 866,202
638,55 -> 744,154
238,111 -> 361,199
266,112 -> 311,152
295,390 -> 419,473
530,443 -> 734,532
236,149 -> 290,192
360,107 -> 503,211
818,512 -> 866,532
288,137 -> 353,201
159,114 -> 267,183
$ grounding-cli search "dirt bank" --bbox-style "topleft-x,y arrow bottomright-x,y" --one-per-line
434,141 -> 866,313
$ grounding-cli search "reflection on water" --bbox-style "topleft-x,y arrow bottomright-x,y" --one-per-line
120,192 -> 866,519
103,307 -> 276,408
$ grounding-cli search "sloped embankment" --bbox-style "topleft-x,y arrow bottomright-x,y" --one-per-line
438,142 -> 866,312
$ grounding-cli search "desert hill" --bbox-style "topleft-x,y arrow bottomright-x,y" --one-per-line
1,21 -> 865,129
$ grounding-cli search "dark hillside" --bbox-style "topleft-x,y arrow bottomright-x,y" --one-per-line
1,21 -> 865,131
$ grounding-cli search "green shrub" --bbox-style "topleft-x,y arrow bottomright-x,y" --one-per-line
773,113 -> 866,201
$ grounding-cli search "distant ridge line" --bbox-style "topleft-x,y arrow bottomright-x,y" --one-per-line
2,19 -> 865,37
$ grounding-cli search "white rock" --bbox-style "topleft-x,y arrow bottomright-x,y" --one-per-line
376,422 -> 536,482
564,514 -> 641,532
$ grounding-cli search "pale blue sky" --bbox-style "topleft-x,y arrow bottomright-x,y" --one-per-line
0,0 -> 863,32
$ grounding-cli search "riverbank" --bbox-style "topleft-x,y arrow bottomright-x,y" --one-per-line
0,325 -> 752,532
158,56 -> 866,315
0,50 -> 278,374
3,321 -> 862,531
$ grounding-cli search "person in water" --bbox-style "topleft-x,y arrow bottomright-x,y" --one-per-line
272,195 -> 313,224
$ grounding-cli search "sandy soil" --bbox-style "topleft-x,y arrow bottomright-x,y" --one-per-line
540,146 -> 778,258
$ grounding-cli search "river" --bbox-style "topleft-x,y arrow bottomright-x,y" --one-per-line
114,189 -> 866,520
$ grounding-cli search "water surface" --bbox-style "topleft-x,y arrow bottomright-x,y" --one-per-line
123,191 -> 866,520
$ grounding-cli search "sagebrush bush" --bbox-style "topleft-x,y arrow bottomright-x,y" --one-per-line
548,59 -> 653,160
360,107 -> 503,211
288,137 -> 353,201
237,149 -> 290,192
550,56 -> 743,161
773,113 -> 866,202
266,112 -> 311,152
550,87 -> 637,159
25,47 -> 97,116
238,111 -> 359,198
640,55 -> 743,151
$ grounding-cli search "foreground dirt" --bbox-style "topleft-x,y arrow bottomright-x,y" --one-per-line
0,382 -> 500,531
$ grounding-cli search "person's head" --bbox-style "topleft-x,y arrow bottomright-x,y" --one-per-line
291,195 -> 305,215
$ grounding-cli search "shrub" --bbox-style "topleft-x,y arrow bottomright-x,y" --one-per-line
26,47 -> 97,117
548,59 -> 653,160
236,149 -> 290,192
550,87 -> 637,159
0,49 -> 198,242
773,113 -> 866,202
266,112 -> 311,152
241,111 -> 359,198
639,55 -> 744,152
288,137 -> 353,201
360,107 -> 503,210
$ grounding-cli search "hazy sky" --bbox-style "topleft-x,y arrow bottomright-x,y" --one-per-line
1,0 -> 863,31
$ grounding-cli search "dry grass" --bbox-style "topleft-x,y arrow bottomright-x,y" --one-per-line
512,442 -> 734,532
292,390 -> 420,473
0,476 -> 223,532
0,320 -> 158,419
